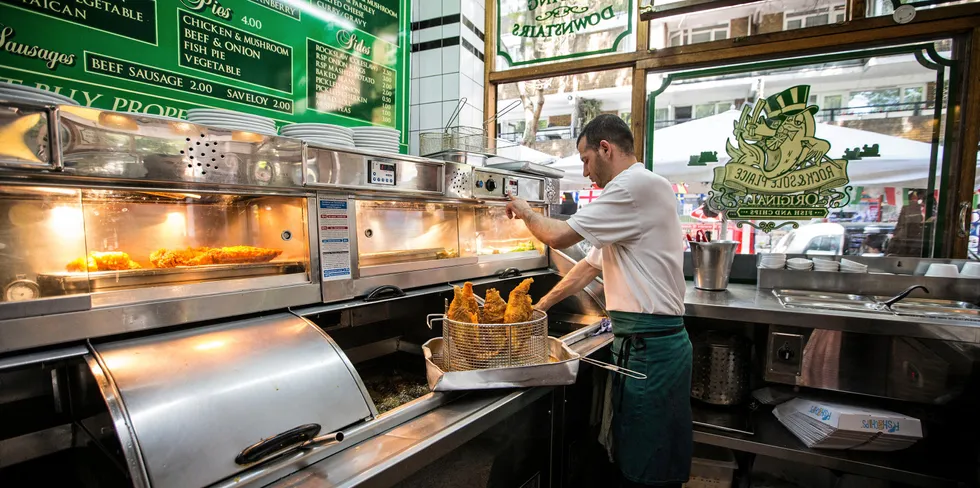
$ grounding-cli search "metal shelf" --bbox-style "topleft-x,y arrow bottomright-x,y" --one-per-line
693,404 -> 976,488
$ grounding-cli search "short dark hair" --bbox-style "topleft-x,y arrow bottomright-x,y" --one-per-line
577,114 -> 634,156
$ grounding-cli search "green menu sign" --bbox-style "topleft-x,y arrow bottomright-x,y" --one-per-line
0,0 -> 409,151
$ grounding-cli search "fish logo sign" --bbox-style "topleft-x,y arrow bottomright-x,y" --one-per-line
709,85 -> 853,229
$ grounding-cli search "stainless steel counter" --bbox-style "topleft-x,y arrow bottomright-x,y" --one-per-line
684,283 -> 980,343
259,326 -> 613,488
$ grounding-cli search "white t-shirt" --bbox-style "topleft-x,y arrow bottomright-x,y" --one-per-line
568,163 -> 686,315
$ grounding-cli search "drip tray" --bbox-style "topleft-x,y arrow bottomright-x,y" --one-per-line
354,351 -> 431,414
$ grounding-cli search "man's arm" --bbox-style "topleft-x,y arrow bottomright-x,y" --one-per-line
535,259 -> 601,311
506,197 -> 583,249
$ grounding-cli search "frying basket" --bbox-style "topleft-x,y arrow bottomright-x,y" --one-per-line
427,309 -> 549,371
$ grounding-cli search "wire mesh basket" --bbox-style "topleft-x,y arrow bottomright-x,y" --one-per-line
419,126 -> 518,156
427,309 -> 550,371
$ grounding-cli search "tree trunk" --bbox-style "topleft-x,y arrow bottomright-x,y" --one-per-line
519,81 -> 546,146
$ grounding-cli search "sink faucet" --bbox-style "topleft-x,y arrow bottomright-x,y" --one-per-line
882,285 -> 930,309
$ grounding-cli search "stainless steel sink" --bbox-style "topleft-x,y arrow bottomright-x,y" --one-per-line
877,298 -> 980,320
773,289 -> 882,313
772,289 -> 980,322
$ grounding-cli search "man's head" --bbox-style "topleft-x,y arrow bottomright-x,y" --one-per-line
576,114 -> 636,188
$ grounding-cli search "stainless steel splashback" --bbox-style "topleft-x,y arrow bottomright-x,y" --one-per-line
304,145 -> 444,195
87,313 -> 373,488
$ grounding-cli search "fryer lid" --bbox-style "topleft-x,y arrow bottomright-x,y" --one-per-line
88,313 -> 372,488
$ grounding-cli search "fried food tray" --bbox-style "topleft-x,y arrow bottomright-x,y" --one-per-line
37,261 -> 307,295
421,336 -> 580,391
358,248 -> 456,267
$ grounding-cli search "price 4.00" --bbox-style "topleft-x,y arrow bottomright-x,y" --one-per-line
241,16 -> 262,29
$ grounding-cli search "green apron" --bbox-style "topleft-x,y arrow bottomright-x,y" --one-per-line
609,311 -> 693,486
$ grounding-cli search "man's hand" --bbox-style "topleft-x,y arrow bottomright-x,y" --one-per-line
505,194 -> 532,220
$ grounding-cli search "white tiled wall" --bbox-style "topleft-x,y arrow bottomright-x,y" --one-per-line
409,0 -> 487,156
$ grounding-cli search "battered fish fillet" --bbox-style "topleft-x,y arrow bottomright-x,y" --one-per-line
149,246 -> 282,268
479,288 -> 507,324
447,282 -> 479,323
503,278 -> 535,324
207,246 -> 283,264
66,252 -> 142,272
149,247 -> 213,268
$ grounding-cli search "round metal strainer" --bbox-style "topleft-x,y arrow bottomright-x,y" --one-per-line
427,309 -> 549,371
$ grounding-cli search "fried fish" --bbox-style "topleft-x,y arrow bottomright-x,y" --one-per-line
503,277 -> 535,324
447,282 -> 479,323
66,252 -> 142,272
479,288 -> 507,324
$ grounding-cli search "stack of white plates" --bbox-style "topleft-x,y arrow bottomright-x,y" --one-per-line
187,108 -> 276,135
758,253 -> 787,269
281,123 -> 354,148
839,259 -> 869,274
812,258 -> 839,272
352,126 -> 400,153
787,258 -> 814,271
774,398 -> 922,451
0,81 -> 78,105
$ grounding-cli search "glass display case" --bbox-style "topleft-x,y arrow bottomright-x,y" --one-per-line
0,186 -> 310,306
355,200 -> 474,271
471,205 -> 544,261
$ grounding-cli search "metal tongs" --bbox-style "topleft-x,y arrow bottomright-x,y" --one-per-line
579,356 -> 647,380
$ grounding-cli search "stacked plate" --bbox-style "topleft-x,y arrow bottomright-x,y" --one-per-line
787,258 -> 813,271
812,258 -> 839,272
0,81 -> 78,105
839,259 -> 868,274
352,126 -> 400,153
758,253 -> 787,269
774,398 -> 922,452
187,108 -> 276,135
281,123 -> 354,148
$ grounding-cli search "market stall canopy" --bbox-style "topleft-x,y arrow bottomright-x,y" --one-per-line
642,110 -> 960,189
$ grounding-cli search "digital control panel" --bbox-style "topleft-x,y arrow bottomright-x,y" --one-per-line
472,169 -> 543,201
369,160 -> 396,186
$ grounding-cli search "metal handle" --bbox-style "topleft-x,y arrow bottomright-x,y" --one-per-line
426,314 -> 445,330
236,423 -> 342,465
497,267 -> 522,279
579,357 -> 647,380
445,98 -> 467,131
882,284 -> 929,309
484,100 -> 521,131
958,202 -> 970,238
364,285 -> 406,302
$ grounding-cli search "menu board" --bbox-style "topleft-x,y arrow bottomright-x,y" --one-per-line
0,0 -> 409,151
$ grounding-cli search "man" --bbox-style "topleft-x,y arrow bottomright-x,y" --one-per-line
505,114 -> 691,488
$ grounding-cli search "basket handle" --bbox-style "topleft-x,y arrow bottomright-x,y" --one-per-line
445,98 -> 467,132
426,314 -> 445,329
483,100 -> 521,132
579,357 -> 647,380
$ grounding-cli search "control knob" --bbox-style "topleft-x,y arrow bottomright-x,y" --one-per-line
485,178 -> 496,192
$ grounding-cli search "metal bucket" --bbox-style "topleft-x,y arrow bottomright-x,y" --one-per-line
691,241 -> 738,291
691,332 -> 751,405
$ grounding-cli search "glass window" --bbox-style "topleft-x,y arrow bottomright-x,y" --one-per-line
695,103 -> 716,118
495,68 -> 632,190
646,43 -> 956,258
806,13 -> 831,27
869,0 -> 979,17
650,0 -> 850,49
496,0 -> 636,70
